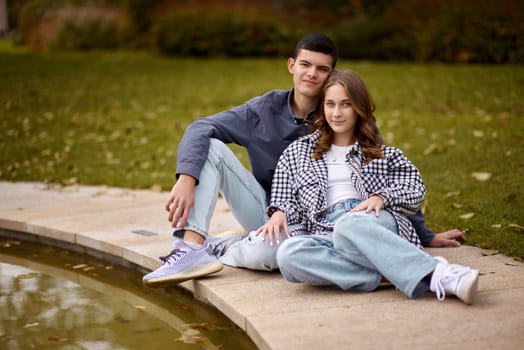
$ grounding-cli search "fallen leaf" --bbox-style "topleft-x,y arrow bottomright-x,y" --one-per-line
507,224 -> 524,233
471,172 -> 492,181
134,305 -> 145,310
16,272 -> 39,280
176,329 -> 201,344
23,322 -> 39,328
444,191 -> 460,198
482,249 -> 499,256
491,224 -> 502,228
459,213 -> 475,220
423,143 -> 445,155
451,203 -> 463,209
48,335 -> 67,342
505,261 -> 520,266
72,264 -> 88,269
180,305 -> 192,311
187,322 -> 217,330
150,184 -> 162,192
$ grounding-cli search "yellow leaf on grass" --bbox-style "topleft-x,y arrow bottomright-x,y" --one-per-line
471,172 -> 492,181
508,224 -> 524,233
459,213 -> 475,220
473,130 -> 484,138
445,191 -> 460,198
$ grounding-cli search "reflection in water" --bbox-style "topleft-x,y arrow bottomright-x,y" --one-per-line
0,238 -> 256,350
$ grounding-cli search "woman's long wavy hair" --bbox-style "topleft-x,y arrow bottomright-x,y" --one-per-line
312,70 -> 383,164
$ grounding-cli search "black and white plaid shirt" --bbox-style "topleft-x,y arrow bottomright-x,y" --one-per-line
267,130 -> 425,248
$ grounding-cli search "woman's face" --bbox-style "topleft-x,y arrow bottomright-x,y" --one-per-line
323,83 -> 358,146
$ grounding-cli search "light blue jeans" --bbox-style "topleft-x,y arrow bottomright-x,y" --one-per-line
174,139 -> 284,270
276,199 -> 438,298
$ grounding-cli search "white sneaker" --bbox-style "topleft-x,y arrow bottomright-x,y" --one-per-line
142,239 -> 223,288
434,256 -> 448,264
430,262 -> 479,304
206,229 -> 247,257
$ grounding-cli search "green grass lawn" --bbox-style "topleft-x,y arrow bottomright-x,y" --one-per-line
1,44 -> 523,258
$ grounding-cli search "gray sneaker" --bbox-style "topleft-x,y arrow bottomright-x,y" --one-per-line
142,239 -> 223,288
206,229 -> 247,257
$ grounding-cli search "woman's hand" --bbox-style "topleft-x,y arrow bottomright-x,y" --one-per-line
256,210 -> 289,246
351,195 -> 384,217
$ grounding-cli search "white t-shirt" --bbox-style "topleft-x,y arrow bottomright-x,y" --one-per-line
326,144 -> 363,206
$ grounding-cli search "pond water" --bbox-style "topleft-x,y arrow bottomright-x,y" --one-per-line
0,238 -> 257,350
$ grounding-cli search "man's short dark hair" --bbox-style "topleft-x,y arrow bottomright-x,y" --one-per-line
294,33 -> 338,68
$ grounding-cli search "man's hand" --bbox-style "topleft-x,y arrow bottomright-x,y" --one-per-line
427,229 -> 465,248
351,195 -> 384,217
165,175 -> 196,229
256,210 -> 289,246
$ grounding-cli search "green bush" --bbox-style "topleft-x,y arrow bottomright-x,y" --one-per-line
384,0 -> 524,63
329,16 -> 415,61
53,17 -> 122,50
156,14 -> 297,57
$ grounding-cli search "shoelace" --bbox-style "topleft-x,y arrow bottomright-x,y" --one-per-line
434,264 -> 470,301
207,242 -> 226,257
159,248 -> 186,265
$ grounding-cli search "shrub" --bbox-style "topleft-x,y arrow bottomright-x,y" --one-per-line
17,1 -> 129,50
53,16 -> 121,50
156,13 -> 297,57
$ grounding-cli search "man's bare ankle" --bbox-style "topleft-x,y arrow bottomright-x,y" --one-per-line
183,230 -> 205,245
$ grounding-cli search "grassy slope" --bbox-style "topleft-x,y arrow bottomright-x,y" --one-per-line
1,47 -> 523,257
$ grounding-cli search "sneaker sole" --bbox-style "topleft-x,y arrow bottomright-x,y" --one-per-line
458,269 -> 480,305
143,260 -> 224,288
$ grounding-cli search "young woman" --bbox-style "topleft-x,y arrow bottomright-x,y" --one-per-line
257,70 -> 479,304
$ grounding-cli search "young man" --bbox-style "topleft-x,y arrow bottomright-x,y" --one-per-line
143,34 -> 464,288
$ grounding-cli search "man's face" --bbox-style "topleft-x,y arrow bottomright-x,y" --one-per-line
288,49 -> 334,99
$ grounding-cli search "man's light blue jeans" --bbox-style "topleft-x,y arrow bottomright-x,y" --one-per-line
174,139 -> 284,271
276,200 -> 438,298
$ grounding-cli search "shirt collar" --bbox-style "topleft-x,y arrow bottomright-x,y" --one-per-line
288,89 -> 320,125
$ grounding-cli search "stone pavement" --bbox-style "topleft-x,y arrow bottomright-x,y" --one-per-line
0,181 -> 523,350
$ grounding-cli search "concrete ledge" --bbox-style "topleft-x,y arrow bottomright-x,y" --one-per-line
1,181 -> 523,350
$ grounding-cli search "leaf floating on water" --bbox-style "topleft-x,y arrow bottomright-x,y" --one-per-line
16,272 -> 39,280
23,322 -> 39,328
481,249 -> 499,256
176,329 -> 204,344
72,264 -> 88,269
187,322 -> 217,330
48,335 -> 67,342
459,213 -> 475,220
471,172 -> 492,181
